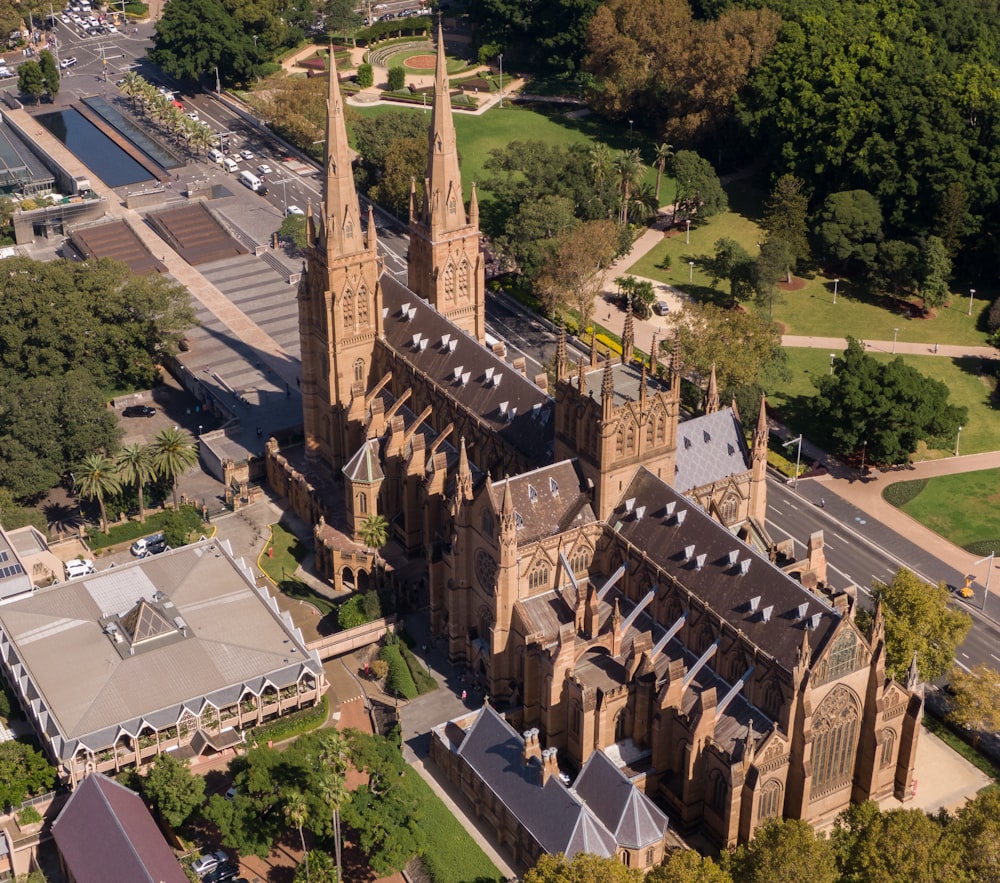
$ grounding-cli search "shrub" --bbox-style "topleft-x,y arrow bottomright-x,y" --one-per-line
249,696 -> 328,744
399,642 -> 437,694
370,658 -> 389,680
258,62 -> 281,78
987,297 -> 1000,333
356,63 -> 373,88
338,595 -> 367,630
379,644 -> 417,699
362,590 -> 381,620
882,478 -> 927,508
17,806 -> 41,826
387,65 -> 406,91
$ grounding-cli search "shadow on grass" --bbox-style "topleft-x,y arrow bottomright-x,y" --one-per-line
951,356 -> 1000,408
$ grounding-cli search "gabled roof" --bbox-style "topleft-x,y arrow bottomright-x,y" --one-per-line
51,773 -> 188,883
572,750 -> 669,849
611,468 -> 839,671
488,460 -> 595,545
674,408 -> 751,493
380,275 -> 553,464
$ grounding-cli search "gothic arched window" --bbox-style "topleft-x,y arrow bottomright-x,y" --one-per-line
827,630 -> 859,680
443,263 -> 456,302
810,685 -> 861,796
528,562 -> 549,591
357,284 -> 370,325
709,770 -> 727,814
720,493 -> 739,524
879,728 -> 896,768
614,709 -> 626,741
344,221 -> 354,240
353,358 -> 364,383
570,547 -> 589,575
758,779 -> 782,821
342,290 -> 354,328
358,492 -> 367,514
458,258 -> 470,300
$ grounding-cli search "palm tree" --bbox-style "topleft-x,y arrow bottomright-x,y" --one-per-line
77,453 -> 122,533
284,789 -> 310,883
653,142 -> 674,203
119,71 -> 142,108
188,123 -> 215,155
625,182 -> 659,226
359,512 -> 390,588
615,148 -> 645,227
150,427 -> 199,510
315,731 -> 349,883
116,443 -> 156,523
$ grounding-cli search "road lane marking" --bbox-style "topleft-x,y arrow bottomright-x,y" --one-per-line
954,658 -> 971,672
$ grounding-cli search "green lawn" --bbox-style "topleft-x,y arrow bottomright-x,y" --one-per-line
889,469 -> 1000,554
624,183 -> 992,346
768,348 -> 1000,459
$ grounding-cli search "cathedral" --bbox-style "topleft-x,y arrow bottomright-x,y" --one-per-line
266,27 -> 923,855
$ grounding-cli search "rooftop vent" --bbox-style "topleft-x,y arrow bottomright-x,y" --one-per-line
749,595 -> 761,612
625,497 -> 636,513
453,365 -> 464,381
485,367 -> 494,382
507,406 -> 517,422
407,307 -> 417,321
533,402 -> 543,416
549,477 -> 559,495
528,485 -> 537,503
635,506 -> 646,521
684,544 -> 695,561
797,602 -> 809,619
676,510 -> 687,525
499,401 -> 509,416
418,338 -> 428,352
401,302 -> 410,314
493,373 -> 503,388
440,334 -> 451,348
810,612 -> 823,630
728,549 -> 740,566
703,430 -> 711,443
382,307 -> 388,319
739,558 -> 751,576
461,371 -> 471,386
448,339 -> 457,353
695,553 -> 707,570
411,333 -> 421,347
664,502 -> 676,518
761,605 -> 774,622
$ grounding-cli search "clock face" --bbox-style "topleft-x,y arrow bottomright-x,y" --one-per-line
476,549 -> 498,590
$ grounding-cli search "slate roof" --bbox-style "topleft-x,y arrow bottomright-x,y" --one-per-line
674,408 -> 751,493
342,438 -> 383,483
449,704 -> 664,859
380,275 -> 554,464
567,360 -> 671,405
51,773 -> 188,883
611,467 -> 839,671
488,461 -> 596,546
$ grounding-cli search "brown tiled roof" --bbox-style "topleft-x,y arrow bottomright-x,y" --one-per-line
610,467 -> 840,671
488,461 -> 595,546
52,773 -> 188,883
380,276 -> 553,463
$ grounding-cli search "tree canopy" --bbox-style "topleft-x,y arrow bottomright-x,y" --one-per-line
722,817 -> 839,883
813,338 -> 966,466
0,741 -> 56,810
142,754 -> 205,829
524,852 -> 643,882
864,568 -> 972,682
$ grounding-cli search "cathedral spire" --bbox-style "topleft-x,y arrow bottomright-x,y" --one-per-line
621,304 -> 634,364
320,47 -> 365,261
422,23 -> 466,234
601,355 -> 615,406
753,396 -> 768,462
577,359 -> 587,397
556,322 -> 568,382
456,436 -> 473,502
706,362 -> 719,414
649,332 -> 657,373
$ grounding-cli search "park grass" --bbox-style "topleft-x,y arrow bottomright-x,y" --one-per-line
886,469 -> 1000,554
767,348 -> 1000,459
407,771 -> 504,883
624,182 -> 992,346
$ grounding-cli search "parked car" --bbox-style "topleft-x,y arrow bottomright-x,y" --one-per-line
64,558 -> 95,580
653,300 -> 670,316
191,850 -> 228,878
256,163 -> 272,175
59,56 -> 76,68
130,532 -> 167,557
0,68 -> 12,79
122,404 -> 156,418
285,205 -> 305,216
203,863 -> 240,883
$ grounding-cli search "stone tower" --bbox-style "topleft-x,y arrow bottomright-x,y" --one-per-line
554,353 -> 681,521
298,51 -> 383,469
407,24 -> 485,343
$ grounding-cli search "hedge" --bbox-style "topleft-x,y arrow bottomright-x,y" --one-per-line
398,641 -> 437,695
882,478 -> 927,508
248,695 -> 328,744
379,644 -> 417,700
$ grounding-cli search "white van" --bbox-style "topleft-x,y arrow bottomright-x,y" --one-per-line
223,156 -> 239,173
65,558 -> 95,579
239,170 -> 261,191
208,147 -> 224,164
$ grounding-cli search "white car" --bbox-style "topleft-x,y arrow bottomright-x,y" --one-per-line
240,149 -> 254,160
285,205 -> 305,216
60,56 -> 76,68
106,23 -> 118,32
186,111 -> 199,121
256,163 -> 272,175
191,850 -> 228,878
64,558 -> 95,580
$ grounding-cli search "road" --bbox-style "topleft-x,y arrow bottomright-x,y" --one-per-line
766,478 -> 1000,673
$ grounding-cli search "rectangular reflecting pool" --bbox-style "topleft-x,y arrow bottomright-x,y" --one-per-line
37,107 -> 153,187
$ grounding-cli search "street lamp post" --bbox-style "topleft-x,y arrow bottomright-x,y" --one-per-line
833,277 -> 839,305
975,552 -> 995,611
892,327 -> 899,354
688,261 -> 694,283
628,119 -> 634,139
685,218 -> 690,245
956,424 -> 963,456
829,353 -> 835,375
860,440 -> 867,473
215,66 -> 220,95
498,53 -> 503,108
782,435 -> 803,489
969,287 -> 977,316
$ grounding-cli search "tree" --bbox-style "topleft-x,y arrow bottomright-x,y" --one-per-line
369,134 -> 425,215
615,148 -> 645,227
310,731 -> 349,882
341,732 -> 424,877
653,142 -> 673,203
722,817 -> 838,883
280,214 -> 309,251
707,238 -> 755,305
947,788 -> 1000,882
673,150 -> 727,223
535,219 -> 618,331
294,851 -> 338,883
754,236 -> 792,317
646,849 -> 732,883
386,65 -> 405,92
524,852 -> 643,883
946,663 -> 1000,744
664,301 -> 786,402
937,181 -> 969,259
284,789 -> 310,883
502,194 -> 579,280
76,453 -> 122,533
814,338 -> 967,465
17,60 -> 45,104
150,427 -> 199,510
323,0 -> 362,35
832,800 -> 961,883
356,62 -> 373,88
142,754 -> 206,829
116,444 -> 156,523
872,239 -> 921,300
0,741 -> 56,810
917,234 -> 952,311
762,175 -> 809,278
37,50 -> 58,100
864,568 -> 972,682
813,190 -> 883,270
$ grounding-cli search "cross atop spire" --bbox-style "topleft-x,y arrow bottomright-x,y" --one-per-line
421,24 -> 466,235
319,48 -> 366,261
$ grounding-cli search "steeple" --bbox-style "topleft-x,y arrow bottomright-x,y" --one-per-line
621,304 -> 634,364
749,395 -> 769,522
320,48 -> 367,261
577,359 -> 587,397
456,436 -> 473,502
649,332 -> 657,373
556,322 -> 568,382
753,396 -> 768,462
706,362 -> 719,414
601,356 -> 615,413
421,23 -> 466,235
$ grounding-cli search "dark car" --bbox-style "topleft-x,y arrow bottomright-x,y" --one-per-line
122,405 -> 156,418
203,863 -> 240,883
